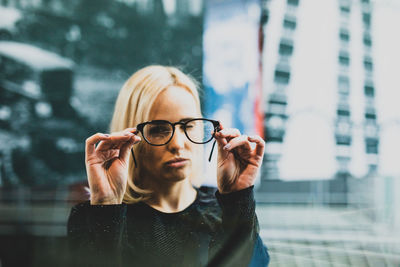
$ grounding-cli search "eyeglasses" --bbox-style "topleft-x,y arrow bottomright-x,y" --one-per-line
131,118 -> 220,167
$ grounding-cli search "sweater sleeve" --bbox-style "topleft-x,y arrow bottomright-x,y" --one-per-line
208,186 -> 269,266
67,201 -> 127,267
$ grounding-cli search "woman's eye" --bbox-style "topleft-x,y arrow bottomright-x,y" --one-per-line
149,126 -> 170,135
185,122 -> 201,131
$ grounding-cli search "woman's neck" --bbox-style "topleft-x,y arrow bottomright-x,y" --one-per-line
143,178 -> 197,213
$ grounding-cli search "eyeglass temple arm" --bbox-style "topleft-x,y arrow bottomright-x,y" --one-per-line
208,139 -> 217,162
131,149 -> 137,167
208,123 -> 221,162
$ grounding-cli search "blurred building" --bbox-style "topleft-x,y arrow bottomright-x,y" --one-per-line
0,0 -> 200,15
0,0 -> 79,16
117,0 -> 203,17
258,0 -> 379,204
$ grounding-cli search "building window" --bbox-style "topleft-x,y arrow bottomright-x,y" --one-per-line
338,75 -> 350,94
363,12 -> 371,27
261,8 -> 269,25
340,5 -> 350,15
364,84 -> 374,97
338,76 -> 349,87
363,33 -> 372,47
268,92 -> 287,104
368,164 -> 377,173
283,16 -> 297,30
338,89 -> 349,98
366,138 -> 378,154
339,51 -> 350,66
365,105 -> 376,119
268,101 -> 287,116
268,92 -> 287,103
279,40 -> 294,56
339,0 -> 351,5
274,68 -> 291,85
337,108 -> 350,117
364,57 -> 373,71
336,136 -> 352,146
336,155 -> 351,173
339,28 -> 350,42
335,118 -> 352,146
365,112 -> 376,121
265,115 -> 287,142
287,0 -> 299,6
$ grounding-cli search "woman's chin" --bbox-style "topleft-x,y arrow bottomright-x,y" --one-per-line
163,168 -> 190,182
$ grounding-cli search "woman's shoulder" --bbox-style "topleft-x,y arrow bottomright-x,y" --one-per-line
68,186 -> 220,218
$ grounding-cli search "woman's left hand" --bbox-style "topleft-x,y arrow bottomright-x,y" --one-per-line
214,125 -> 265,194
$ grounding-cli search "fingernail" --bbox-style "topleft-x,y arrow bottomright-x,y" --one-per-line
103,134 -> 110,137
223,143 -> 231,150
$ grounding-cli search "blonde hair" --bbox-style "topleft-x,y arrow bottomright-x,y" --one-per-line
110,65 -> 203,204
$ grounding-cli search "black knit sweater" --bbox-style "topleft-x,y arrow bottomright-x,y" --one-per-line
67,186 -> 269,267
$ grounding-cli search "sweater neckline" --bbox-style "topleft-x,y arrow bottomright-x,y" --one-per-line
139,188 -> 200,216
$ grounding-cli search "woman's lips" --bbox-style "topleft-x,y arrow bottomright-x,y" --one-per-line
165,158 -> 188,168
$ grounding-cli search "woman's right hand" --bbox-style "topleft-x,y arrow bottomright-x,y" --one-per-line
85,128 -> 141,205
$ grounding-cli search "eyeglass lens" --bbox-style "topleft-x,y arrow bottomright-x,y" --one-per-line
142,119 -> 215,145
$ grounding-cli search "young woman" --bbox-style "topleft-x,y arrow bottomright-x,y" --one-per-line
67,66 -> 269,266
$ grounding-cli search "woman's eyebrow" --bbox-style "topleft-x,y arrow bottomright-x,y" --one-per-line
179,117 -> 196,123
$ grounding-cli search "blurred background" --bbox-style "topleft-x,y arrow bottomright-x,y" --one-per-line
0,0 -> 399,266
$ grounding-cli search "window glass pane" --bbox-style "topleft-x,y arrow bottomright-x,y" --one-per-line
274,69 -> 290,84
283,17 -> 297,30
287,0 -> 299,6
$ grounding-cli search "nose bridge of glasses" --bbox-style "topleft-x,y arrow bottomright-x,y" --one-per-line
172,121 -> 187,133
168,122 -> 188,146
172,121 -> 185,127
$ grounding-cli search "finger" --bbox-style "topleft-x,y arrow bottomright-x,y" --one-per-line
110,129 -> 137,139
85,133 -> 111,156
223,135 -> 251,152
96,135 -> 132,151
215,132 -> 228,149
248,135 -> 265,157
123,127 -> 138,134
96,138 -> 128,151
218,121 -> 224,130
215,128 -> 241,156
215,128 -> 241,139
214,128 -> 241,149
119,136 -> 141,163
96,130 -> 137,151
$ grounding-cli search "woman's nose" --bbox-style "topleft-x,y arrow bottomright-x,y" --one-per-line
167,127 -> 187,151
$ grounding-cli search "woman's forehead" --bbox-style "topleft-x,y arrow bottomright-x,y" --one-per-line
149,86 -> 201,121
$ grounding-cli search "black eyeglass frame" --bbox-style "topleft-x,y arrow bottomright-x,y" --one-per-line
131,118 -> 220,167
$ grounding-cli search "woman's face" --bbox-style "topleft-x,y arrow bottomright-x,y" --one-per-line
139,86 -> 201,184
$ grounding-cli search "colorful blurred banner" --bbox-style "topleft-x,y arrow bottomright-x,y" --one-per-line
203,0 -> 263,137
